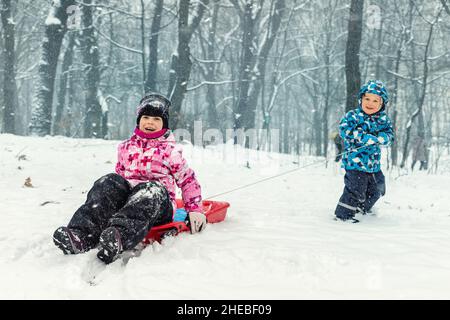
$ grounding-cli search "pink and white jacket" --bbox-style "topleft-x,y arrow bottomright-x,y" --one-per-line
115,127 -> 203,217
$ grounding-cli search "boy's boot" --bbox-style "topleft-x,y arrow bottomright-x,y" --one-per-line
356,206 -> 367,215
334,215 -> 359,223
53,226 -> 92,254
97,227 -> 123,264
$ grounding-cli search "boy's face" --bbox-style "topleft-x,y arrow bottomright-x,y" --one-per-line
139,115 -> 163,133
361,93 -> 383,115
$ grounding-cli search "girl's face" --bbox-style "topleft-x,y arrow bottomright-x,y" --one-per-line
139,115 -> 163,133
361,93 -> 383,115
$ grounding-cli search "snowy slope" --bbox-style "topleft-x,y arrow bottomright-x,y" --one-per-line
1,133 -> 450,299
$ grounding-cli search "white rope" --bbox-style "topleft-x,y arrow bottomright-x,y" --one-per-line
205,142 -> 379,200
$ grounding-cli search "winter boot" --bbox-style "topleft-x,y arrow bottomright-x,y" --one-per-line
53,226 -> 91,254
334,216 -> 360,223
97,227 -> 123,264
356,207 -> 367,215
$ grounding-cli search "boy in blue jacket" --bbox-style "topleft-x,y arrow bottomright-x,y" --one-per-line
335,80 -> 394,222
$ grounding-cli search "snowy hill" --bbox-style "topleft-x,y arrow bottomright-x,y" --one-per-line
1,133 -> 450,299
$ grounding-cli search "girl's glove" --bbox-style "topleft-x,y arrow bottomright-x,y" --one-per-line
188,212 -> 207,234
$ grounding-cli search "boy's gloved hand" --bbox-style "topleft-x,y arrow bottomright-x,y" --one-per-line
188,212 -> 207,234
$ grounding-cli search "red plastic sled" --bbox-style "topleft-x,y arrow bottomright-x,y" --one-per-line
143,199 -> 230,244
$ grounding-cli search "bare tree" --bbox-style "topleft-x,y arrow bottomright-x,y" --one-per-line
344,0 -> 364,112
319,0 -> 345,158
0,22 -> 4,129
1,0 -> 18,134
400,5 -> 444,168
440,0 -> 450,15
81,0 -> 102,138
29,0 -> 75,136
2,0 -> 448,171
259,0 -> 295,151
388,0 -> 412,166
144,0 -> 164,93
167,0 -> 209,129
229,0 -> 264,131
195,0 -> 220,129
247,0 -> 286,130
53,32 -> 75,136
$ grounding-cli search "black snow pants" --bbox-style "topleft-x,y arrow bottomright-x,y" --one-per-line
67,173 -> 172,250
334,170 -> 386,220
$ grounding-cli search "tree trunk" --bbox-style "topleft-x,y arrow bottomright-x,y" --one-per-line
29,0 -> 75,136
375,18 -> 384,79
167,0 -> 209,129
140,0 -> 146,92
99,91 -> 108,139
65,72 -> 75,137
390,0 -> 411,166
81,0 -> 102,138
400,9 -> 441,168
313,96 -> 321,156
390,41 -> 403,166
247,0 -> 286,130
232,0 -> 258,131
205,0 -> 220,129
167,54 -> 178,99
283,101 -> 289,154
1,0 -> 18,134
296,94 -> 301,156
145,0 -> 163,93
344,0 -> 364,112
322,19 -> 332,158
0,24 -> 3,128
53,32 -> 75,136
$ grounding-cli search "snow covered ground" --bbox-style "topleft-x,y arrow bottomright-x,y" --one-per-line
1,133 -> 450,299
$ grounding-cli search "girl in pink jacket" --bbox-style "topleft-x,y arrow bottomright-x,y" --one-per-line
53,93 -> 205,264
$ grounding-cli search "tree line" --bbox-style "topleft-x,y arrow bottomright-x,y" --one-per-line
1,0 -> 449,170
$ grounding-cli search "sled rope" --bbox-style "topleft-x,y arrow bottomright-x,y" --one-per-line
205,142 -> 380,200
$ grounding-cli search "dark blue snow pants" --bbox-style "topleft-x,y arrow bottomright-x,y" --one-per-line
335,170 -> 386,220
67,173 -> 172,250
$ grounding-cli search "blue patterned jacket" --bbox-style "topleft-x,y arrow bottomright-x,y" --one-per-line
339,106 -> 394,172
